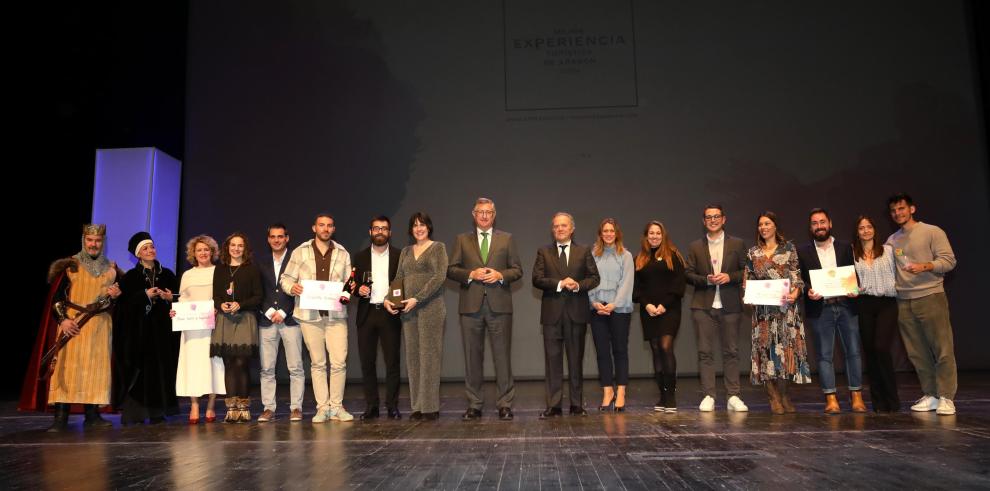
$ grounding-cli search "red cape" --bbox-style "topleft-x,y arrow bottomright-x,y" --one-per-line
18,272 -> 64,412
19,271 -> 114,414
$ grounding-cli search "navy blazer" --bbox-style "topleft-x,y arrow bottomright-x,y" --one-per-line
796,239 -> 857,318
257,251 -> 297,326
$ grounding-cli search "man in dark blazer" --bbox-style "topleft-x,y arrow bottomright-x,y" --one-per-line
351,216 -> 403,420
685,204 -> 750,413
447,198 -> 524,421
257,223 -> 304,422
532,212 -> 600,418
796,208 -> 864,414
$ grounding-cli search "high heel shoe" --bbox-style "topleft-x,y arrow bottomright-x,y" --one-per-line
599,394 -> 616,412
614,386 -> 626,412
205,409 -> 216,423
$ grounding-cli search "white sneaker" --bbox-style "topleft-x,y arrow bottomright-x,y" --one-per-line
699,396 -> 715,412
312,408 -> 332,423
330,407 -> 354,422
911,395 -> 939,412
664,406 -> 677,413
727,395 -> 749,412
935,397 -> 956,415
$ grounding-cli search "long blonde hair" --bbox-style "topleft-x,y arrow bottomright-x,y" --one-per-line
593,218 -> 625,257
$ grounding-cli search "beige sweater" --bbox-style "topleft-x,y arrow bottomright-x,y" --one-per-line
885,222 -> 956,299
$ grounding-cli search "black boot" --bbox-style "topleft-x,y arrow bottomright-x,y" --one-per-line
663,374 -> 678,412
46,403 -> 70,432
654,373 -> 666,411
84,404 -> 112,427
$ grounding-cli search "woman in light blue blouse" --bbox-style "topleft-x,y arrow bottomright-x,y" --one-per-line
588,218 -> 635,411
853,215 -> 900,412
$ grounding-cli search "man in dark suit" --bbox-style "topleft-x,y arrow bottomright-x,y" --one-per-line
532,212 -> 600,418
797,208 -> 864,414
351,216 -> 403,420
257,223 -> 304,422
448,197 -> 524,421
685,204 -> 749,413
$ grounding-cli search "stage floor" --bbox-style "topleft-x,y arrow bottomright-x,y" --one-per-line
2,373 -> 988,490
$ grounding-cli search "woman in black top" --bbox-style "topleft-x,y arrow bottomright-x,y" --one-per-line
210,232 -> 262,423
633,221 -> 686,413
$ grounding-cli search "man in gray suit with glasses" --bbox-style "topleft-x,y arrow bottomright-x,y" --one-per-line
448,197 -> 524,421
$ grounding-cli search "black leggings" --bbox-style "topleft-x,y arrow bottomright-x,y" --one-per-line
223,355 -> 251,396
649,335 -> 677,375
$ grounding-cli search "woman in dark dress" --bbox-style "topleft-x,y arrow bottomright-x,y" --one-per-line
114,232 -> 180,424
633,221 -> 687,413
210,232 -> 262,423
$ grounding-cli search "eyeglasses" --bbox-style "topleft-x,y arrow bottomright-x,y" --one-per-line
371,226 -> 390,232
473,210 -> 495,217
704,214 -> 723,221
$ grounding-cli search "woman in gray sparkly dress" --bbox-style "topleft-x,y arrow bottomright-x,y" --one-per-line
385,212 -> 447,421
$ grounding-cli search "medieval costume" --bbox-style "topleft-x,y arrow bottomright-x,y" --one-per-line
20,224 -> 120,431
113,232 -> 180,424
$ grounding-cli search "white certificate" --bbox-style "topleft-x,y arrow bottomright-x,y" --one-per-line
809,266 -> 859,297
171,300 -> 216,331
744,279 -> 790,306
299,280 -> 344,311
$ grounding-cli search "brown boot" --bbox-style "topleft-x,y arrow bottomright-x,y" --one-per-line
824,393 -> 841,414
238,397 -> 252,423
776,380 -> 796,413
766,382 -> 785,415
850,390 -> 867,413
224,397 -> 239,423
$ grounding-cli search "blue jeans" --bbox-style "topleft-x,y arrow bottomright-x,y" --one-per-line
807,304 -> 862,393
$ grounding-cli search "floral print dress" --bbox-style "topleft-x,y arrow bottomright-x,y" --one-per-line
745,241 -> 811,384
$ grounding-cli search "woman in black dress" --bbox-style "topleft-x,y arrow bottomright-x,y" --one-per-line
633,221 -> 687,413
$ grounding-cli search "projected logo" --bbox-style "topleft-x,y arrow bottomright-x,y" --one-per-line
503,0 -> 638,111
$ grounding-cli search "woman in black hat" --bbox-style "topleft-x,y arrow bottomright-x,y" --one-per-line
113,232 -> 180,424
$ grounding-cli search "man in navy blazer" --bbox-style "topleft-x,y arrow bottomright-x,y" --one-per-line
256,223 -> 304,422
532,212 -> 600,418
796,208 -> 865,414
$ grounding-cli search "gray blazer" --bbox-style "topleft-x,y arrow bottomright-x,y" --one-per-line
447,229 -> 523,314
684,234 -> 747,313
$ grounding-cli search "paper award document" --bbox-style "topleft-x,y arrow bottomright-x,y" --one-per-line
809,266 -> 859,297
172,300 -> 216,331
299,280 -> 344,312
743,279 -> 790,306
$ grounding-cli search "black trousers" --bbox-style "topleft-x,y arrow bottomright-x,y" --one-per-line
357,306 -> 403,410
589,312 -> 631,387
543,315 -> 587,408
859,295 -> 901,411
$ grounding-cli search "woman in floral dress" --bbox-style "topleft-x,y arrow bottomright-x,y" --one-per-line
745,211 -> 811,414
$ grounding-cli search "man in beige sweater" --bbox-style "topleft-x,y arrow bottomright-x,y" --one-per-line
885,193 -> 958,415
